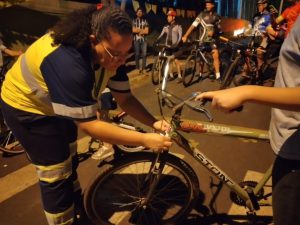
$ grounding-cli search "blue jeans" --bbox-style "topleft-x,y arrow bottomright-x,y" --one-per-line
134,39 -> 147,70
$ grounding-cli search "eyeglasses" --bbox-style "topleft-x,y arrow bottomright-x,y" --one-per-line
101,43 -> 134,61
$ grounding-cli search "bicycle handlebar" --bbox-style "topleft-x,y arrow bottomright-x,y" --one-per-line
157,89 -> 214,122
219,36 -> 266,53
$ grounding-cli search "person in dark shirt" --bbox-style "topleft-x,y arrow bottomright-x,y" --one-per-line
182,0 -> 221,80
132,7 -> 149,74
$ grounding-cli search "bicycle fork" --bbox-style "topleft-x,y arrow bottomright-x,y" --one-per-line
139,151 -> 168,208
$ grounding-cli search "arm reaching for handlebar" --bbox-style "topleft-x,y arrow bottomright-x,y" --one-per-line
195,85 -> 300,113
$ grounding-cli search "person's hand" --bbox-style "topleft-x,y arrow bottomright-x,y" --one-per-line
142,133 -> 172,152
195,87 -> 246,113
182,36 -> 187,43
17,50 -> 23,56
153,120 -> 170,132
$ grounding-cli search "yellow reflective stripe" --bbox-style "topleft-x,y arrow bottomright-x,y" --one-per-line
52,102 -> 97,119
35,157 -> 72,183
45,204 -> 74,225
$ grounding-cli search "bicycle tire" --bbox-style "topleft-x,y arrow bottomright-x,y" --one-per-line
260,57 -> 278,84
182,54 -> 197,87
151,57 -> 164,85
113,123 -> 146,153
220,55 -> 241,89
219,49 -> 232,81
0,130 -> 25,155
84,152 -> 199,225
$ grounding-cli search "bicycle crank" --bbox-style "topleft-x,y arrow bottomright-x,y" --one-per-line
230,181 -> 264,206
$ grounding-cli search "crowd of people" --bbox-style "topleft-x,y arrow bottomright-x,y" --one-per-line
1,0 -> 300,225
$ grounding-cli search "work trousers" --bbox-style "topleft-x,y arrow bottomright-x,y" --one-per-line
1,100 -> 80,225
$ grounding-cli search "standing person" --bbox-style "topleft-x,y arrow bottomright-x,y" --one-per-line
0,5 -> 171,225
251,0 -> 272,71
132,7 -> 149,74
195,16 -> 300,225
182,0 -> 221,80
156,10 -> 183,82
266,0 -> 300,39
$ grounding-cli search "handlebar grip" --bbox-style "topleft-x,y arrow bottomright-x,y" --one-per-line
219,36 -> 229,42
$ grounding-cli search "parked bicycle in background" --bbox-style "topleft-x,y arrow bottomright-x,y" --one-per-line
0,54 -> 25,156
219,27 -> 279,89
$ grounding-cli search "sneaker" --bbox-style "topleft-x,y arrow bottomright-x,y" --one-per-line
91,144 -> 114,160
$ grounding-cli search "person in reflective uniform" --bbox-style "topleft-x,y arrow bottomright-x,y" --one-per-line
0,5 -> 171,225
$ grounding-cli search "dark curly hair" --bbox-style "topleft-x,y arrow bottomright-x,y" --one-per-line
51,5 -> 132,51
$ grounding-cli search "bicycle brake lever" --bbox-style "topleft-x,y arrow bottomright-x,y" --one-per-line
185,102 -> 213,122
172,92 -> 199,112
201,98 -> 244,112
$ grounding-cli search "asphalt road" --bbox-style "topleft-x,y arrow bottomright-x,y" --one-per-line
0,69 -> 275,225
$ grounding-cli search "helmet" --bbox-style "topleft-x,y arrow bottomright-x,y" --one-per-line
167,10 -> 176,17
257,0 -> 268,4
205,0 -> 215,4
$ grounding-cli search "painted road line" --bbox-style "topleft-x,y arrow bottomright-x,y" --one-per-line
0,163 -> 37,203
0,136 -> 91,203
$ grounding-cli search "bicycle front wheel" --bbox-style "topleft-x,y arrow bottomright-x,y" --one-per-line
182,55 -> 197,87
84,152 -> 199,225
151,57 -> 164,85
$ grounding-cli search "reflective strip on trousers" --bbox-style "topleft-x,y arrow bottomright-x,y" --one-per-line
45,204 -> 74,225
35,156 -> 72,183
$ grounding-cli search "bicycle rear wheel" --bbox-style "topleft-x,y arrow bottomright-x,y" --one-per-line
0,130 -> 25,155
84,152 -> 199,225
260,57 -> 278,86
182,55 -> 197,87
151,57 -> 164,85
220,55 -> 241,89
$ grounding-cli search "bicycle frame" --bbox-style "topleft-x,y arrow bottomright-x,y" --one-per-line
165,110 -> 272,212
159,63 -> 272,213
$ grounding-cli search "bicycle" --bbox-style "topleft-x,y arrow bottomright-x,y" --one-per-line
220,34 -> 279,89
83,90 -> 272,224
0,56 -> 25,155
182,18 -> 231,87
151,43 -> 176,86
